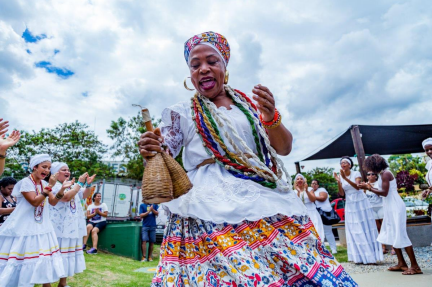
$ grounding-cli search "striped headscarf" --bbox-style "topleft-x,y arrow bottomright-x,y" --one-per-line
184,31 -> 230,67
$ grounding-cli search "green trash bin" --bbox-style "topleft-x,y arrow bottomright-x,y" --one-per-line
87,220 -> 143,261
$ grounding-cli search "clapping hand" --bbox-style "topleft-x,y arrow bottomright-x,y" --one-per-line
333,172 -> 340,183
49,172 -> 59,186
86,174 -> 96,185
358,182 -> 370,190
62,177 -> 75,189
0,119 -> 9,137
78,172 -> 88,185
339,169 -> 348,180
252,84 -> 276,122
0,130 -> 20,152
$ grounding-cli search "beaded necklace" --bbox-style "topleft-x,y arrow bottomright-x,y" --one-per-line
29,174 -> 45,223
58,181 -> 77,214
191,85 -> 291,190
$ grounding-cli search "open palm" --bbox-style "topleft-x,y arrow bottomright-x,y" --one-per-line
0,130 -> 20,151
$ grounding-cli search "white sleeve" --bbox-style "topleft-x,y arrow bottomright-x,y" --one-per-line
102,203 -> 109,212
354,171 -> 362,179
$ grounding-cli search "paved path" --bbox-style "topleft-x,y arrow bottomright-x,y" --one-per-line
350,269 -> 432,286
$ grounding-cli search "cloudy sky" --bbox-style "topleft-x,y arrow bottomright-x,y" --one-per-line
1,0 -> 431,173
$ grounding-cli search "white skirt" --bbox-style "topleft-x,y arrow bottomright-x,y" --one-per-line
345,196 -> 383,264
0,233 -> 65,286
58,237 -> 86,277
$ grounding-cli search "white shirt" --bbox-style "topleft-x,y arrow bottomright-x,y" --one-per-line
313,187 -> 332,212
87,203 -> 108,223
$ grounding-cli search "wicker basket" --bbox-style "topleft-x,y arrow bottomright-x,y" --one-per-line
142,153 -> 174,204
140,108 -> 192,204
161,152 -> 193,198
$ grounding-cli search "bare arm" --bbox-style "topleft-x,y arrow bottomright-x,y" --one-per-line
87,209 -> 97,219
22,191 -> 47,207
151,206 -> 159,216
252,85 -> 292,155
315,191 -> 328,202
359,171 -> 392,197
0,207 -> 15,214
305,189 -> 317,202
334,172 -> 345,196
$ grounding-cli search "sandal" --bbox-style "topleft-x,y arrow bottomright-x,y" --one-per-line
148,258 -> 153,262
402,267 -> 423,275
388,265 -> 408,272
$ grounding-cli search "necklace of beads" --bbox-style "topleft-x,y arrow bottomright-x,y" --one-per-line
29,174 -> 45,223
58,182 -> 77,214
191,86 -> 291,190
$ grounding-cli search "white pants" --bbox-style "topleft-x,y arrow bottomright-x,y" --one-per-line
323,224 -> 337,253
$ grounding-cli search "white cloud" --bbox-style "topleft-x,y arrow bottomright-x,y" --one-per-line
0,0 -> 431,175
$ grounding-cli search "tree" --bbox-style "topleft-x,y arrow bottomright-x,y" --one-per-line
5,121 -> 113,177
388,154 -> 427,175
107,113 -> 161,180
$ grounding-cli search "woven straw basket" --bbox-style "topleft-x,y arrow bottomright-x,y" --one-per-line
140,108 -> 192,204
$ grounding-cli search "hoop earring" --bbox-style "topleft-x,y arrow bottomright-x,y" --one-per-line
224,70 -> 229,84
184,77 -> 195,91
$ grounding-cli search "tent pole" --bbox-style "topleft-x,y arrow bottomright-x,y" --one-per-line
295,162 -> 301,174
350,125 -> 367,181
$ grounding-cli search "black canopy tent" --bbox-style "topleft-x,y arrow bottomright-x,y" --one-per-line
295,124 -> 432,180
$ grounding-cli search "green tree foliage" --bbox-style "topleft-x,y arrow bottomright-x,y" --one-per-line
5,121 -> 113,177
107,113 -> 161,180
388,154 -> 427,174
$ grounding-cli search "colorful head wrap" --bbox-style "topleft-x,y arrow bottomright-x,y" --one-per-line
184,31 -> 230,67
422,138 -> 432,149
29,154 -> 51,170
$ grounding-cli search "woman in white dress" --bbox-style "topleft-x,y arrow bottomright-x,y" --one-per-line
360,154 -> 422,275
0,154 -> 74,286
294,174 -> 325,240
138,31 -> 357,286
49,162 -> 95,287
334,156 -> 382,264
311,179 -> 338,254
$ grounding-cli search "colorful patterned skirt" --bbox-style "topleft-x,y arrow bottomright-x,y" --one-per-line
151,213 -> 357,287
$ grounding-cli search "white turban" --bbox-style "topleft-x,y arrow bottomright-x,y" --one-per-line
294,174 -> 306,181
51,162 -> 68,174
422,138 -> 432,149
340,158 -> 352,166
29,154 -> 51,170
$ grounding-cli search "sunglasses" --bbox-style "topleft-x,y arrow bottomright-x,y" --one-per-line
367,173 -> 377,176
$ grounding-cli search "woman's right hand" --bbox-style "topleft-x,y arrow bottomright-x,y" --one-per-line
138,128 -> 164,158
78,172 -> 88,184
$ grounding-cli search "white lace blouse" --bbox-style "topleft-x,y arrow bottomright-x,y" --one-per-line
160,101 -> 306,224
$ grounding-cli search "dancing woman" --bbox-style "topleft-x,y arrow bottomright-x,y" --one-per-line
49,162 -> 95,287
139,31 -> 357,286
360,154 -> 422,275
0,154 -> 74,286
294,174 -> 325,240
334,156 -> 382,264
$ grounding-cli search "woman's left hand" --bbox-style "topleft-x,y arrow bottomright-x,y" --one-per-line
86,174 -> 96,185
252,84 -> 276,122
358,182 -> 369,190
49,172 -> 59,186
339,169 -> 348,180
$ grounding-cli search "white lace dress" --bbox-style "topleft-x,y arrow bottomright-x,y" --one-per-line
377,172 -> 412,248
341,171 -> 383,264
297,188 -> 325,240
0,177 -> 65,286
160,101 -> 307,224
49,182 -> 86,277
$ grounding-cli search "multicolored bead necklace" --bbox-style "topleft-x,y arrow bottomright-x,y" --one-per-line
29,174 -> 45,223
191,85 -> 292,190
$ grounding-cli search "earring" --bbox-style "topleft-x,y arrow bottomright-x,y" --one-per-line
184,77 -> 195,91
224,70 -> 229,84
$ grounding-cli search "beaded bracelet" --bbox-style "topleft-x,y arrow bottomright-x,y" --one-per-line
55,193 -> 64,200
44,186 -> 52,192
86,183 -> 92,188
259,109 -> 279,126
77,181 -> 85,187
0,153 -> 6,159
41,191 -> 49,197
262,112 -> 282,129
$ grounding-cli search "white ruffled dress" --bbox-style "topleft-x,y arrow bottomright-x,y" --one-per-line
297,188 -> 325,240
0,177 -> 65,286
49,182 -> 86,277
341,171 -> 383,264
377,173 -> 412,248
160,101 -> 307,223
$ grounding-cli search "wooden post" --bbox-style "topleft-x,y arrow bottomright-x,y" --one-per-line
350,125 -> 367,182
295,162 -> 301,174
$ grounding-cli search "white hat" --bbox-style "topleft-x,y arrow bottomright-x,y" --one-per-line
50,162 -> 68,174
29,154 -> 51,170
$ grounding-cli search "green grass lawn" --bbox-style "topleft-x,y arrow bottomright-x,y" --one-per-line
36,245 -> 349,287
36,245 -> 160,287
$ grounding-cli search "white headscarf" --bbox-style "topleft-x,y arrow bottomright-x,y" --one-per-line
422,138 -> 432,149
29,154 -> 51,170
51,162 -> 68,174
294,173 -> 306,181
340,158 -> 352,166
